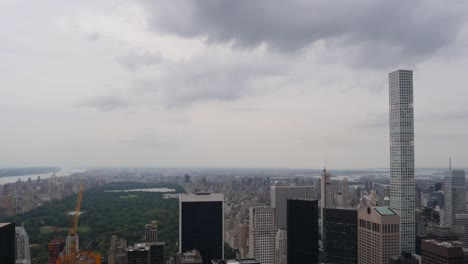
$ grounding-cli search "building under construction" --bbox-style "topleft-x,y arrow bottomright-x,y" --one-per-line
55,183 -> 102,264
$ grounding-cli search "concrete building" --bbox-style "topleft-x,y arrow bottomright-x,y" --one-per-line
108,235 -> 127,264
145,221 -> 158,243
177,250 -> 203,264
443,169 -> 466,227
421,239 -> 468,264
180,193 -> 224,264
270,186 -> 315,229
238,224 -> 249,258
15,224 -> 31,264
358,206 -> 400,264
248,206 -> 276,264
323,208 -> 357,264
275,229 -> 287,264
287,199 -> 319,264
0,223 -> 15,264
389,69 -> 416,253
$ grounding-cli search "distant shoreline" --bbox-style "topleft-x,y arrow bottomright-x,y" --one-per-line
0,167 -> 60,178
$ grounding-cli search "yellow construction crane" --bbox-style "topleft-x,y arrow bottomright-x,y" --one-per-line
57,183 -> 85,264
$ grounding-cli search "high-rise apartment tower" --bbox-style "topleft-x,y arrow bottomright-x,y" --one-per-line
389,69 -> 415,253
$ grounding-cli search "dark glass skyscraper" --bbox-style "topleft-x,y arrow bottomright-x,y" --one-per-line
0,223 -> 15,264
287,199 -> 319,264
323,208 -> 358,264
180,194 -> 224,264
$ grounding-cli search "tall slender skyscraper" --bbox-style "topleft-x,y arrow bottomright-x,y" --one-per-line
389,69 -> 415,253
179,193 -> 224,264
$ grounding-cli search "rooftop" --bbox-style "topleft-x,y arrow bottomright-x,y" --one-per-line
211,259 -> 260,264
374,206 -> 397,216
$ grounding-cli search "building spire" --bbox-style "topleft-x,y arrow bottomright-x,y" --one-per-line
449,157 -> 452,170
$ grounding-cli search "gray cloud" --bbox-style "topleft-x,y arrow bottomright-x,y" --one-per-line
76,95 -> 129,111
133,54 -> 286,108
116,52 -> 164,71
141,0 -> 467,66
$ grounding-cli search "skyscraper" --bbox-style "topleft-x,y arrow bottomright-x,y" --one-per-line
145,221 -> 158,244
126,243 -> 165,264
0,223 -> 15,264
443,169 -> 466,227
275,229 -> 287,264
358,206 -> 400,264
323,208 -> 357,264
180,193 -> 224,264
15,224 -> 31,264
389,69 -> 415,253
248,206 -> 276,264
287,199 -> 319,264
270,186 -> 315,229
108,235 -> 127,264
320,168 -> 333,209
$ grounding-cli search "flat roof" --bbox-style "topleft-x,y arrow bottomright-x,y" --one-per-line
374,207 -> 397,216
0,223 -> 13,228
180,193 -> 224,202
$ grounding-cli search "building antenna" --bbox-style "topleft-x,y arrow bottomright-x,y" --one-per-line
449,157 -> 452,170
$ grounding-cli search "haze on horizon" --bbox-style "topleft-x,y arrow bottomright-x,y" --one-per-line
1,0 -> 468,169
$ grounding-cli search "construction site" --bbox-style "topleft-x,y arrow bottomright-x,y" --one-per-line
49,183 -> 101,264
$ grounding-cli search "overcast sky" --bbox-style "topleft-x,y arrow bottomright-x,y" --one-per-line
1,0 -> 468,169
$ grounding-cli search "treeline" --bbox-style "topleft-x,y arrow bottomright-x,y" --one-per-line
0,167 -> 60,177
2,182 -> 184,263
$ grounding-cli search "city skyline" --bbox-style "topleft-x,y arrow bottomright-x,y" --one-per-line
2,1 -> 468,169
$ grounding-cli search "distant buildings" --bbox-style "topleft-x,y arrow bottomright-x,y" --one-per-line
145,221 -> 158,244
389,69 -> 415,253
270,186 -> 315,229
180,193 -> 224,264
358,206 -> 400,264
287,199 -> 319,264
421,240 -> 468,264
323,208 -> 357,264
248,206 -> 276,264
15,224 -> 31,264
0,223 -> 15,264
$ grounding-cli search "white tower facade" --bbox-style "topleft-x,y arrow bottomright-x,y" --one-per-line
15,225 -> 31,264
249,206 -> 276,264
389,69 -> 415,253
